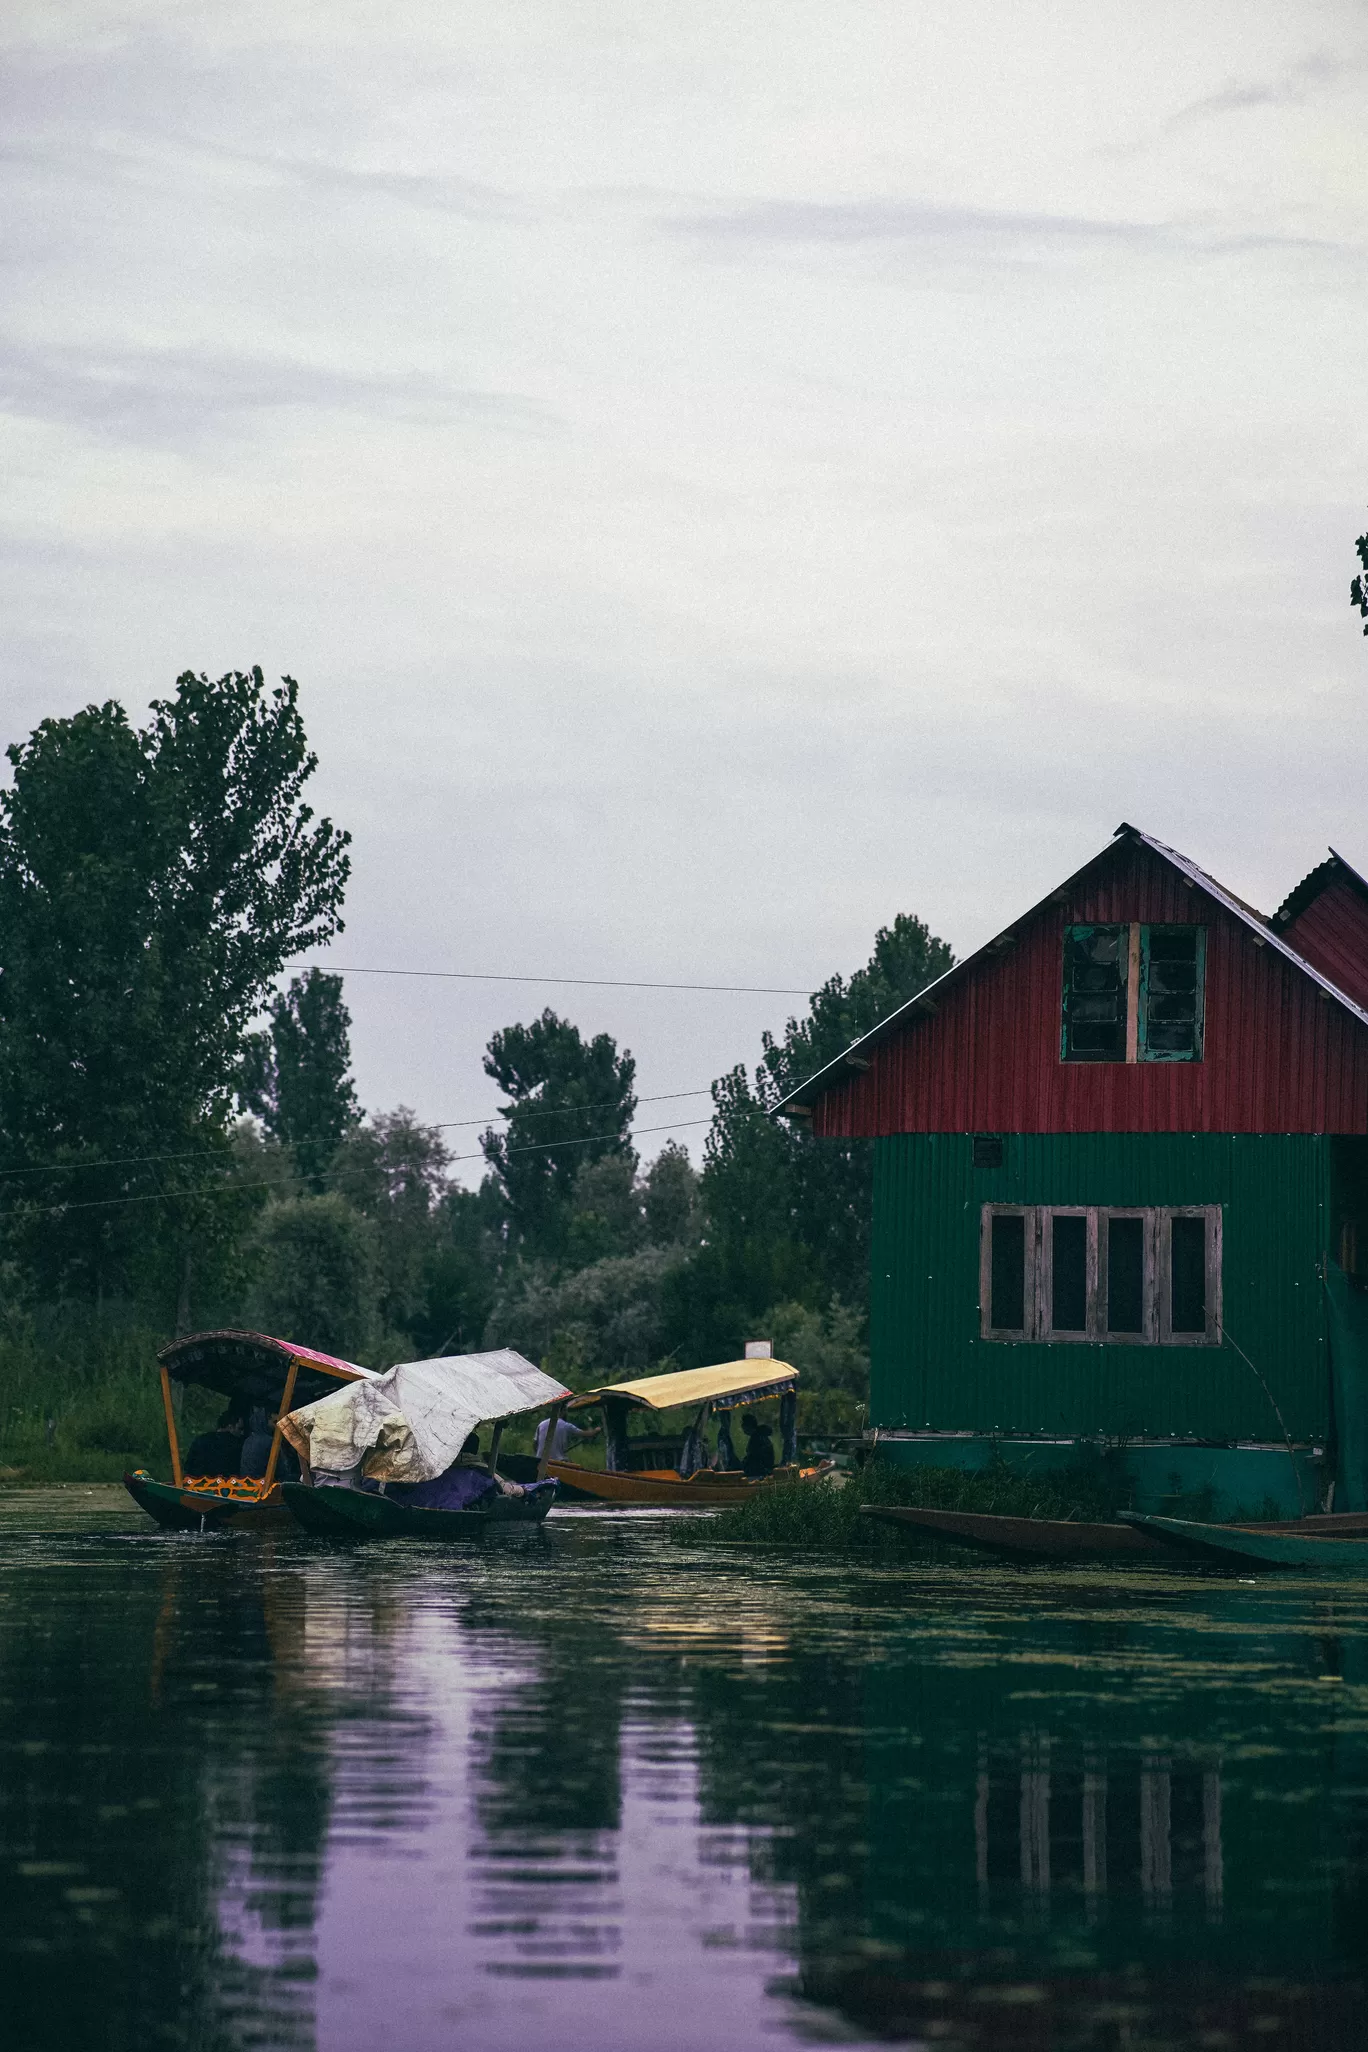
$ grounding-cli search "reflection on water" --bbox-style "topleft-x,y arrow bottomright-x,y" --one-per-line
5,1519 -> 1368,2049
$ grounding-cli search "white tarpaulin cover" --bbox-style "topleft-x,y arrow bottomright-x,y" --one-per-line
280,1349 -> 569,1483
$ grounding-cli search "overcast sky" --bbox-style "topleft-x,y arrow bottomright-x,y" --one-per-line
4,2 -> 1367,1178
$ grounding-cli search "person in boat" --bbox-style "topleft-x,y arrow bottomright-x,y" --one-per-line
739,1412 -> 776,1479
534,1412 -> 599,1464
239,1404 -> 300,1482
183,1405 -> 246,1479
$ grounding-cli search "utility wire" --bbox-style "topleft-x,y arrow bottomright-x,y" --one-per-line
20,1116 -> 714,1220
0,1086 -> 717,1183
299,963 -> 811,996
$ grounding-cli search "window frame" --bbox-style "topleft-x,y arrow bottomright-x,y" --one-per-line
979,1204 -> 1037,1340
979,1203 -> 1222,1346
1060,922 -> 1207,1066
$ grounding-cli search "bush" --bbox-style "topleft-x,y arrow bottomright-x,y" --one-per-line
688,1455 -> 1120,1552
0,1306 -> 218,1484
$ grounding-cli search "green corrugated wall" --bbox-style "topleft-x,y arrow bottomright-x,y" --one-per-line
870,1133 -> 1330,1441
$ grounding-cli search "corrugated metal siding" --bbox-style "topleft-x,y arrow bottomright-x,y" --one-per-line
870,1131 -> 1330,1441
1279,879 -> 1368,1012
816,841 -> 1368,1138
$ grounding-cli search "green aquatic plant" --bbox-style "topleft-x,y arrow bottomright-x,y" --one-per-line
688,1454 -> 1122,1552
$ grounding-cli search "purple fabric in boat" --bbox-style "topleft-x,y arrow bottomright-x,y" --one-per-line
389,1464 -> 498,1510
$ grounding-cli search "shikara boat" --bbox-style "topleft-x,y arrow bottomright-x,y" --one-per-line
279,1347 -> 570,1540
282,1478 -> 557,1538
542,1357 -> 826,1508
124,1330 -> 377,1531
1122,1512 -> 1368,1573
860,1503 -> 1368,1564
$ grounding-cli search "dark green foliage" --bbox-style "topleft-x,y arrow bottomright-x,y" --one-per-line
0,669 -> 350,1316
695,1455 -> 1119,1552
246,1192 -> 380,1359
674,915 -> 953,1357
481,1009 -> 637,1256
239,968 -> 360,1184
1353,519 -> 1368,634
331,1108 -> 451,1341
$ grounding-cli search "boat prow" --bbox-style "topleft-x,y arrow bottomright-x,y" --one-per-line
123,1470 -> 293,1531
1121,1512 -> 1368,1573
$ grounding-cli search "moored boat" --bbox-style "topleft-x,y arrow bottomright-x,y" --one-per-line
124,1330 -> 379,1531
858,1505 -> 1172,1558
860,1503 -> 1368,1563
1121,1512 -> 1368,1573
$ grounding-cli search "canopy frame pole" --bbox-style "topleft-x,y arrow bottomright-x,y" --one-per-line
488,1420 -> 505,1474
537,1401 -> 565,1480
160,1364 -> 183,1486
263,1358 -> 300,1492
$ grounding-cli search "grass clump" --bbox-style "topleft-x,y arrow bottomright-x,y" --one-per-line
690,1452 -> 1121,1553
0,1307 -> 219,1486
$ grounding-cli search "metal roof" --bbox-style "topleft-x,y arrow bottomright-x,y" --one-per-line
1272,847 -> 1368,931
774,823 -> 1368,1116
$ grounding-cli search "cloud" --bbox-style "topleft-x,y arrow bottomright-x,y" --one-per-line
0,339 -> 553,445
1165,48 -> 1360,132
661,197 -> 1343,262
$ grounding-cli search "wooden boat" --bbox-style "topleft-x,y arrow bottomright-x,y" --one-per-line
857,1504 -> 1173,1559
543,1461 -> 811,1508
279,1347 -> 571,1540
1122,1512 -> 1368,1573
124,1331 -> 379,1531
541,1356 -> 822,1509
281,1479 -> 557,1539
860,1503 -> 1368,1562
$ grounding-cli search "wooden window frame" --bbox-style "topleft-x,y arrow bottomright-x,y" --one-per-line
980,1203 -> 1222,1347
1060,923 -> 1206,1067
1039,1205 -> 1097,1343
979,1205 -> 1037,1340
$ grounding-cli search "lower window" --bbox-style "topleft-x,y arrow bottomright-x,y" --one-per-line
980,1204 -> 1221,1344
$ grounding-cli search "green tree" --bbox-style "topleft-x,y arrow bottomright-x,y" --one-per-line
675,914 -> 953,1359
0,669 -> 350,1320
246,1193 -> 379,1363
332,1108 -> 452,1342
481,1010 -> 637,1256
240,968 -> 360,1186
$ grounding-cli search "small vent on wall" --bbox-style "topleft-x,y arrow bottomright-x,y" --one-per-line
972,1135 -> 1004,1169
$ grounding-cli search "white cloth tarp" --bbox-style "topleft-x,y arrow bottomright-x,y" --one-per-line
280,1349 -> 569,1484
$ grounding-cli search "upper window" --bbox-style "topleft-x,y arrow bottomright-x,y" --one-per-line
1062,923 -> 1205,1064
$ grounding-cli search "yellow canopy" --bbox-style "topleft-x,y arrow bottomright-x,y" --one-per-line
567,1359 -> 797,1414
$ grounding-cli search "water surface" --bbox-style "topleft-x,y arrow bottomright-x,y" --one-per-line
4,1502 -> 1368,2050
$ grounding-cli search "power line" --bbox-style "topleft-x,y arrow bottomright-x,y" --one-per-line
21,1116 -> 715,1220
298,963 -> 811,996
0,1086 -> 717,1183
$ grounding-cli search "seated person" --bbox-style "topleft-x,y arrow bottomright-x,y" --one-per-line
739,1411 -> 776,1479
239,1405 -> 299,1482
183,1406 -> 246,1478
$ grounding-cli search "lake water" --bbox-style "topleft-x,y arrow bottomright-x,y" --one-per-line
5,1501 -> 1368,2051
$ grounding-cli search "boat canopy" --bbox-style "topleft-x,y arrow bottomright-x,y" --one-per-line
280,1348 -> 570,1484
159,1330 -> 376,1410
566,1359 -> 797,1415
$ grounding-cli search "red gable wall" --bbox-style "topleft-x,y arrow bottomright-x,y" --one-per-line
1278,876 -> 1368,1013
811,838 -> 1368,1138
